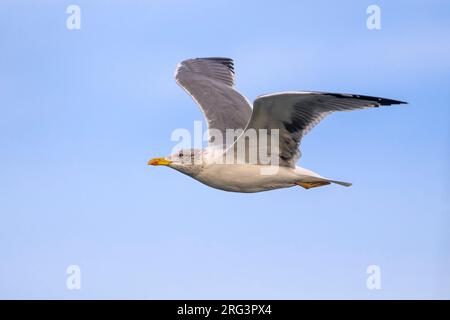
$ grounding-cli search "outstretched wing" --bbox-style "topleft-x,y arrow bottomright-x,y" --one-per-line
175,57 -> 252,148
230,91 -> 406,167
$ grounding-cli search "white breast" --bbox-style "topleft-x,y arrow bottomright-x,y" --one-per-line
194,164 -> 300,193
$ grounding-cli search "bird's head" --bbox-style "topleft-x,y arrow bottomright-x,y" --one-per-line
148,148 -> 203,176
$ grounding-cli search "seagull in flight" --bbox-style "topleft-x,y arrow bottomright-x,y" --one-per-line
148,57 -> 406,193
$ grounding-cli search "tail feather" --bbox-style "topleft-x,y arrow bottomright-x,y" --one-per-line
329,179 -> 352,187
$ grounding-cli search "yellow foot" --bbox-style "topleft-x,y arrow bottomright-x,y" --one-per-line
296,181 -> 331,189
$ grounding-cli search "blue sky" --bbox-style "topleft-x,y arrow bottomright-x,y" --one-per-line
0,0 -> 449,299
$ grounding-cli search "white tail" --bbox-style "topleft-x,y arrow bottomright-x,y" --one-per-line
329,179 -> 352,187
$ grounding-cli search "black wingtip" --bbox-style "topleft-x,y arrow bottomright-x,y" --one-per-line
323,92 -> 407,106
378,97 -> 408,105
195,57 -> 234,74
378,98 -> 408,106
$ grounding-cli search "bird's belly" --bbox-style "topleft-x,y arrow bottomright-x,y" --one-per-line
195,164 -> 298,193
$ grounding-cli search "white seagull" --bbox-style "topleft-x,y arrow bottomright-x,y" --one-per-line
148,57 -> 406,193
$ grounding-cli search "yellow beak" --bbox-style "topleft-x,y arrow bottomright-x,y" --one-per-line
147,157 -> 172,166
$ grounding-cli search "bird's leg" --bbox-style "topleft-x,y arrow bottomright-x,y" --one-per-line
296,181 -> 331,189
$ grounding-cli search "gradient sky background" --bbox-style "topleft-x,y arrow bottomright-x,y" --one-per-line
0,0 -> 449,299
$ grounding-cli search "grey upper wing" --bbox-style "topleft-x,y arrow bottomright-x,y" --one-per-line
175,57 -> 252,148
233,91 -> 406,167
